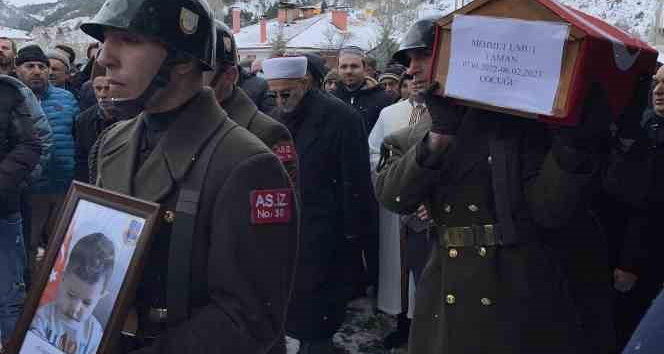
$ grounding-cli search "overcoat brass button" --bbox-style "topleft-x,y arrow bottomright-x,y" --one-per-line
443,204 -> 452,213
487,156 -> 493,165
468,204 -> 479,212
481,298 -> 493,306
478,247 -> 487,257
445,294 -> 456,305
395,196 -> 401,203
448,248 -> 458,258
164,211 -> 175,224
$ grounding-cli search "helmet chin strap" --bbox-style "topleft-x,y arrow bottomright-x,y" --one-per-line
101,53 -> 175,120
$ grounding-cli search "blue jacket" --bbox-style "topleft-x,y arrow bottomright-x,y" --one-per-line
32,84 -> 78,194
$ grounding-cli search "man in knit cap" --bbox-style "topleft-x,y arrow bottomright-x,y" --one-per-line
264,56 -> 374,353
46,49 -> 71,89
379,64 -> 407,97
323,69 -> 340,93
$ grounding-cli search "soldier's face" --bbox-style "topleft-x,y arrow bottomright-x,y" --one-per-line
653,66 -> 664,117
406,49 -> 433,96
205,64 -> 237,103
97,29 -> 168,100
338,55 -> 365,89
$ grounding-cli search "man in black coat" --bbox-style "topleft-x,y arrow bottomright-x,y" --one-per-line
74,75 -> 118,182
333,46 -> 397,132
604,65 -> 664,348
332,47 -> 393,298
263,56 -> 374,354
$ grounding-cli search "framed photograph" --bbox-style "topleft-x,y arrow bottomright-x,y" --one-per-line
7,181 -> 161,354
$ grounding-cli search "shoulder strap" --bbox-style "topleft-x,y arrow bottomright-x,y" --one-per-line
167,121 -> 238,325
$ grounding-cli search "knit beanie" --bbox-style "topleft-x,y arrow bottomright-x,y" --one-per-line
46,49 -> 71,72
15,45 -> 49,67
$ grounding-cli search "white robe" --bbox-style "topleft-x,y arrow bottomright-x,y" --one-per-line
369,99 -> 422,315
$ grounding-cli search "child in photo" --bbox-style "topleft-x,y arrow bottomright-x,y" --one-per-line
30,232 -> 115,354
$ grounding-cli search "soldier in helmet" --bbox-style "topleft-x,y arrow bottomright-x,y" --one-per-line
80,0 -> 298,353
206,21 -> 297,187
375,18 -> 613,354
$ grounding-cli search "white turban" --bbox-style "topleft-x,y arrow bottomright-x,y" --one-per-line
263,56 -> 308,80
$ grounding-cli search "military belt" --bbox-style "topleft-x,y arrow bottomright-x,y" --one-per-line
438,224 -> 503,248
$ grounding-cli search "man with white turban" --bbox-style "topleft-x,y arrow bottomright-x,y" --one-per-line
264,56 -> 374,354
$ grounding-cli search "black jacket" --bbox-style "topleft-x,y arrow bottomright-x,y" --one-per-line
74,105 -> 116,183
333,80 -> 397,132
239,68 -> 275,114
604,109 -> 664,281
280,89 -> 374,340
0,75 -> 45,216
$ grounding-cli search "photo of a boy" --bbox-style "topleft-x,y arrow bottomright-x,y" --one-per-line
29,232 -> 115,354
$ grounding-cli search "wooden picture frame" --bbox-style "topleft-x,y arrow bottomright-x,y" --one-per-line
7,181 -> 161,354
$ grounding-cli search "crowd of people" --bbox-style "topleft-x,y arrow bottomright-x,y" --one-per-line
0,0 -> 662,353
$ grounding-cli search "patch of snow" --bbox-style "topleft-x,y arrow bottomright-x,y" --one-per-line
29,13 -> 45,21
0,25 -> 32,40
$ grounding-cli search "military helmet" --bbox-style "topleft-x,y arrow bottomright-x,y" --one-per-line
214,20 -> 238,67
81,0 -> 216,70
392,17 -> 438,66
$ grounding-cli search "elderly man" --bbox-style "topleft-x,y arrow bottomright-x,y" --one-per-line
375,17 -> 613,354
74,75 -> 116,182
263,56 -> 373,353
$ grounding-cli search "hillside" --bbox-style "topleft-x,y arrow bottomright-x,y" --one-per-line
0,0 -> 658,43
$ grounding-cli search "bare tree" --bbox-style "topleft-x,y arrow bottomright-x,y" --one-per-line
271,23 -> 288,56
321,26 -> 353,52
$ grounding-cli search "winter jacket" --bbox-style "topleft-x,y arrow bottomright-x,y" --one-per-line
32,84 -> 79,194
333,78 -> 398,133
0,75 -> 46,216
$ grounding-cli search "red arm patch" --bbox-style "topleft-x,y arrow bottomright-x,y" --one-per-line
272,142 -> 296,163
250,189 -> 293,225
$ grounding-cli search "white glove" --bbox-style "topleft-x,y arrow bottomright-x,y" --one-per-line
286,335 -> 301,354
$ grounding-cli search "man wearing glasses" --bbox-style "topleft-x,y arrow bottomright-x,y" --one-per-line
263,56 -> 374,353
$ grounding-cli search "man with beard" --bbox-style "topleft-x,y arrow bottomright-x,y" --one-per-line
81,0 -> 298,352
15,44 -> 79,280
333,46 -> 397,132
375,18 -> 613,354
206,21 -> 296,187
0,37 -> 16,76
74,75 -> 117,182
263,56 -> 373,354
332,46 -> 393,301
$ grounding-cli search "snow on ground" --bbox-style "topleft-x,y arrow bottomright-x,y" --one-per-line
333,298 -> 406,354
